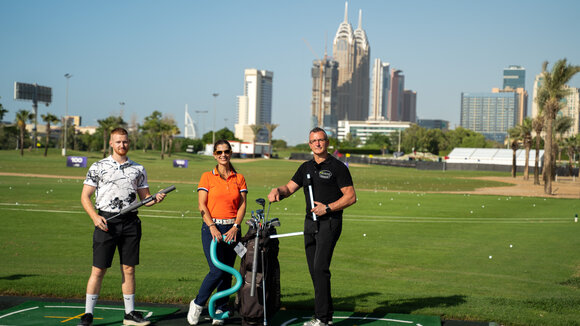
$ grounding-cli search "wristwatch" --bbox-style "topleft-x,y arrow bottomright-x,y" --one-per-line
233,223 -> 239,229
325,204 -> 331,214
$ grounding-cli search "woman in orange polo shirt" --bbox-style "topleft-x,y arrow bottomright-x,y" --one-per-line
187,139 -> 247,326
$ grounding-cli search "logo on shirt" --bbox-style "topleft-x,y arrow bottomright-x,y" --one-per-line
319,170 -> 332,179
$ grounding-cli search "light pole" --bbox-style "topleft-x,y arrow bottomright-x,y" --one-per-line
212,93 -> 219,144
62,73 -> 72,156
119,101 -> 125,118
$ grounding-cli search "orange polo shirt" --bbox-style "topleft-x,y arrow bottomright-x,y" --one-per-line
197,168 -> 248,219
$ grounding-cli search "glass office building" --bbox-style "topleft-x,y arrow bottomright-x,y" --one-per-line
460,92 -> 518,142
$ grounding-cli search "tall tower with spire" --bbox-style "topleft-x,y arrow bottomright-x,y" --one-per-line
332,2 -> 371,121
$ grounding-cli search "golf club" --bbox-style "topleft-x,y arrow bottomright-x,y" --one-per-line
105,185 -> 176,221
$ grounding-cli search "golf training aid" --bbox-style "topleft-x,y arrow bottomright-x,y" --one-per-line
208,236 -> 242,321
306,173 -> 317,221
105,185 -> 176,221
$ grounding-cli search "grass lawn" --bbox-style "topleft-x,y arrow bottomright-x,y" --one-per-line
1,149 -> 579,325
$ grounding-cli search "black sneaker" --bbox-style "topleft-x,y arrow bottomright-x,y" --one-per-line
123,310 -> 151,326
77,313 -> 93,326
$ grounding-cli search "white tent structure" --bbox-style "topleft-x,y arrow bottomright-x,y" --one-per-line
447,148 -> 544,167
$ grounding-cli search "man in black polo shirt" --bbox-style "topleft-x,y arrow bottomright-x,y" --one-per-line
268,127 -> 356,326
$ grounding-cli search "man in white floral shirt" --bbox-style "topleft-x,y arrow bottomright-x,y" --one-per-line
78,127 -> 166,326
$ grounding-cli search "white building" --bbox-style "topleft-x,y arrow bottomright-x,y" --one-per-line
234,69 -> 273,143
337,119 -> 413,144
369,58 -> 390,121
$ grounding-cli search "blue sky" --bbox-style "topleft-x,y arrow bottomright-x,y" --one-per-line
1,0 -> 579,145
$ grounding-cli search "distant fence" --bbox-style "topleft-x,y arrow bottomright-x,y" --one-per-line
289,153 -> 579,176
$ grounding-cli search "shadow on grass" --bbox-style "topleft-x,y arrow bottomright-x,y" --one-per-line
283,291 -> 466,314
0,274 -> 38,281
374,295 -> 467,314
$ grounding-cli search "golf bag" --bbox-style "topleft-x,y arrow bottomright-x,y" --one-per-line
236,227 -> 281,326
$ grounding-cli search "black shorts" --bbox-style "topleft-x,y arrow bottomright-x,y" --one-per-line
93,217 -> 142,268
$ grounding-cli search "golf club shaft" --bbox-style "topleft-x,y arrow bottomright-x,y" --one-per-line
261,248 -> 267,325
105,185 -> 176,221
269,231 -> 304,239
250,229 -> 260,297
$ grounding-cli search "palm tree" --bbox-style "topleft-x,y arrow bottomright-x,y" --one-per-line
554,115 -> 573,163
16,109 -> 33,156
507,127 -> 520,178
41,113 -> 59,157
264,123 -> 278,156
564,135 -> 578,177
537,59 -> 580,194
532,112 -> 544,185
249,124 -> 263,158
511,118 -> 533,180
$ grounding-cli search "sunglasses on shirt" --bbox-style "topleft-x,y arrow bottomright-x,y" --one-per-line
215,150 -> 231,155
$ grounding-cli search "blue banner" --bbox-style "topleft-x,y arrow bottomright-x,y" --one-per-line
173,159 -> 189,168
67,156 -> 87,168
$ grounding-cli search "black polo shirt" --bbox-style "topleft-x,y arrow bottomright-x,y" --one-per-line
291,154 -> 353,218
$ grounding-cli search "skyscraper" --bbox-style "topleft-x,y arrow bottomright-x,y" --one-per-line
388,69 -> 404,121
369,58 -> 390,120
234,68 -> 273,143
460,91 -> 518,142
332,2 -> 370,121
503,65 -> 526,90
310,57 -> 339,131
403,90 -> 417,123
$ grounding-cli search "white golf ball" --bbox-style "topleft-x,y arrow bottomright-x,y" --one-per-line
470,211 -> 473,214
363,234 -> 366,237
489,256 -> 492,259
509,244 -> 513,248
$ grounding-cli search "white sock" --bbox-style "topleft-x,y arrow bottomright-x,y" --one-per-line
85,294 -> 98,314
123,294 -> 135,314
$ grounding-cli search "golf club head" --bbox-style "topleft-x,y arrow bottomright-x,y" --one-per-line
256,198 -> 266,209
251,210 -> 255,219
269,218 -> 281,227
256,209 -> 264,219
246,219 -> 257,229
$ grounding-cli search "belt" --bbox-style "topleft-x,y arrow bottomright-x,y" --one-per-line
212,218 -> 235,225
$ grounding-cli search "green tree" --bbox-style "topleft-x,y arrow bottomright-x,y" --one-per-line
248,124 -> 263,158
537,59 -> 580,194
272,139 -> 287,149
41,113 -> 59,157
564,134 -> 578,176
140,111 -> 163,152
509,117 -> 533,180
98,116 -> 126,157
16,109 -> 33,156
554,115 -> 573,163
507,126 -> 521,178
159,116 -> 179,159
365,132 -> 391,154
264,123 -> 278,155
201,128 -> 237,145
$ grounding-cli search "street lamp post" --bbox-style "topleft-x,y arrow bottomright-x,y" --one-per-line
62,73 -> 72,156
212,93 -> 219,144
119,101 -> 125,118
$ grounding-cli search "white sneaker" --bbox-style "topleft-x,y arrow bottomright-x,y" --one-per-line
303,318 -> 327,326
187,300 -> 203,325
212,309 -> 225,325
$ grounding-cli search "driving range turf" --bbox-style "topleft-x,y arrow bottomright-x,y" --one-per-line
1,149 -> 579,325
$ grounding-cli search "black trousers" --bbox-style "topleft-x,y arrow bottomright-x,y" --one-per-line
303,217 -> 342,324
